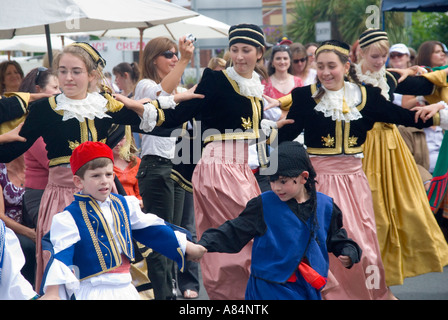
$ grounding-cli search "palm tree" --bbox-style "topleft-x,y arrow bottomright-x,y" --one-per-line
287,0 -> 406,46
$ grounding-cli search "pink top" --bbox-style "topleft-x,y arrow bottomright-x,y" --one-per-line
24,137 -> 49,190
262,76 -> 303,99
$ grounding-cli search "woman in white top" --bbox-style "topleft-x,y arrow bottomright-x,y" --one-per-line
133,35 -> 196,300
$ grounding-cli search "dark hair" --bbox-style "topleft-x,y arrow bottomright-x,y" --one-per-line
0,60 -> 24,94
313,40 -> 361,100
416,40 -> 445,68
75,157 -> 113,178
112,62 -> 140,83
269,141 -> 320,238
267,45 -> 293,76
19,67 -> 55,93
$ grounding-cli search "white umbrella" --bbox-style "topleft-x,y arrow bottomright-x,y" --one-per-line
0,0 -> 198,65
0,0 -> 198,37
98,14 -> 230,41
0,35 -> 74,52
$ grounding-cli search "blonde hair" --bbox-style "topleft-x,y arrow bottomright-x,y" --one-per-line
118,126 -> 139,167
207,57 -> 227,70
53,45 -> 105,93
360,39 -> 390,57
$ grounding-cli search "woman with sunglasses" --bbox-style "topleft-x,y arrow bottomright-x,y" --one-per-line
262,44 -> 303,120
134,35 -> 197,300
355,29 -> 448,292
290,42 -> 317,86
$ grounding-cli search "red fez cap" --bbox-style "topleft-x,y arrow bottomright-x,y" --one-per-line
70,141 -> 114,175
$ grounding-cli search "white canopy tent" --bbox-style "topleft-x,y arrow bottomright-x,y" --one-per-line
97,14 -> 230,41
0,0 -> 198,66
0,35 -> 74,52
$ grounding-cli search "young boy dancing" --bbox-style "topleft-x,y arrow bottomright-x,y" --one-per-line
40,141 -> 205,300
195,141 -> 362,300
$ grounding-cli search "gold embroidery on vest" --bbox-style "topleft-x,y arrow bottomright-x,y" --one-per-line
241,117 -> 252,130
348,136 -> 358,147
69,140 -> 80,151
321,134 -> 335,147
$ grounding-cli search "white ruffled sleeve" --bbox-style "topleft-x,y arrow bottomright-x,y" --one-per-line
0,226 -> 37,300
138,103 -> 159,132
135,79 -> 176,109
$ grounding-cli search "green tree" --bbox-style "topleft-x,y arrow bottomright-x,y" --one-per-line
287,0 -> 406,45
407,11 -> 448,50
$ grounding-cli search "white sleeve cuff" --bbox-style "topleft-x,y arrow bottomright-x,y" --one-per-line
438,102 -> 448,130
173,231 -> 187,254
260,119 -> 277,136
157,95 -> 177,109
139,102 -> 158,132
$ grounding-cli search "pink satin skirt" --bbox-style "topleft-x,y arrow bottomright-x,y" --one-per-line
192,141 -> 261,300
311,156 -> 391,300
35,166 -> 79,291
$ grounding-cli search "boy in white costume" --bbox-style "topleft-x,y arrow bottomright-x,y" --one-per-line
40,141 -> 205,300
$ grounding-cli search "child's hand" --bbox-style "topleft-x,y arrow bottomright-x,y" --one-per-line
411,102 -> 445,123
174,84 -> 205,104
338,255 -> 352,268
263,94 -> 281,110
186,242 -> 207,262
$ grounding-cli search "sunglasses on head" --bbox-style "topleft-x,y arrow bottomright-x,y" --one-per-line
272,44 -> 290,53
160,50 -> 178,59
389,52 -> 405,59
293,57 -> 308,64
35,66 -> 48,85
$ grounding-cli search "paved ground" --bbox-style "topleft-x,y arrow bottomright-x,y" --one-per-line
176,265 -> 448,300
390,266 -> 448,300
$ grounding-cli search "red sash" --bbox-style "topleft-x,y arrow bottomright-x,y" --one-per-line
287,261 -> 327,290
107,255 -> 131,274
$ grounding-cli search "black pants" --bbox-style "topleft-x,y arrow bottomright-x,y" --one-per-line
177,191 -> 200,293
137,155 -> 185,299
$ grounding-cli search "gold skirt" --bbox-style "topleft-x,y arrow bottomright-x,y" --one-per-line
362,122 -> 448,286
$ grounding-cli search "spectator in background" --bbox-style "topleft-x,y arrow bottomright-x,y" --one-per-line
408,47 -> 417,66
104,71 -> 120,93
416,40 -> 447,69
113,62 -> 140,98
305,42 -> 318,69
134,35 -> 196,300
113,62 -> 142,151
290,42 -> 317,86
262,44 -> 303,119
0,60 -> 24,95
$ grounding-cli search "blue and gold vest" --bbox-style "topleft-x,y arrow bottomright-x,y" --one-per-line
251,191 -> 333,283
58,193 -> 135,281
